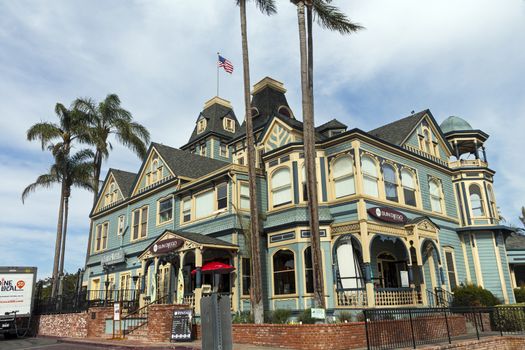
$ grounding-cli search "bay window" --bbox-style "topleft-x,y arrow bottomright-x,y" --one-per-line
332,155 -> 355,198
273,250 -> 296,295
271,167 -> 292,207
361,156 -> 379,197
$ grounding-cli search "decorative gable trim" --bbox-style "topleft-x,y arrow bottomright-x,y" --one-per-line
93,172 -> 125,214
131,146 -> 176,196
401,112 -> 453,157
261,118 -> 295,152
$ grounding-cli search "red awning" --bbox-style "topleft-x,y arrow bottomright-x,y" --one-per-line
191,261 -> 235,275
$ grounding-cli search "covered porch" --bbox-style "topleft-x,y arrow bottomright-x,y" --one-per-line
333,217 -> 447,308
137,230 -> 239,314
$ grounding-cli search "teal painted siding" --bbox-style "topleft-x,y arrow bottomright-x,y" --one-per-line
325,141 -> 352,156
476,232 -> 505,301
405,131 -> 420,148
329,202 -> 358,223
462,235 -> 477,285
437,226 -> 468,287
497,233 -> 515,303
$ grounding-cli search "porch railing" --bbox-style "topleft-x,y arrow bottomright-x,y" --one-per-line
427,287 -> 454,308
336,288 -> 368,308
375,287 -> 422,307
183,293 -> 196,308
122,294 -> 169,337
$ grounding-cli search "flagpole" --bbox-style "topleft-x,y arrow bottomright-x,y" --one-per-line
217,52 -> 220,97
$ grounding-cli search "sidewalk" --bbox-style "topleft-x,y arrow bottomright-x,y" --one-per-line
48,336 -> 292,350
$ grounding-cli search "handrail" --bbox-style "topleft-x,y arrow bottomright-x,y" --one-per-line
122,294 -> 169,337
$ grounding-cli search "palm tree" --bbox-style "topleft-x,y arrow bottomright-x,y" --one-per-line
292,0 -> 362,308
22,148 -> 94,297
237,0 -> 276,324
74,94 -> 150,262
25,103 -> 90,297
74,94 -> 150,203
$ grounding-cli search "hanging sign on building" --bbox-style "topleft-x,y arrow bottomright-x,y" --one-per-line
367,207 -> 408,224
150,238 -> 184,255
101,249 -> 126,266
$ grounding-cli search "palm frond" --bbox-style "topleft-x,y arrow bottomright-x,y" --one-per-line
26,122 -> 62,150
21,174 -> 60,203
236,0 -> 277,15
113,119 -> 150,159
312,0 -> 364,34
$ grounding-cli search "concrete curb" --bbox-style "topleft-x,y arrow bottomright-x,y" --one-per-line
39,336 -> 200,350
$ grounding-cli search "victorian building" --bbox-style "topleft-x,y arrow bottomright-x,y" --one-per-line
83,77 -> 515,316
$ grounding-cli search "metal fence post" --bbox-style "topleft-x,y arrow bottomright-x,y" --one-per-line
364,310 -> 370,350
443,308 -> 451,344
472,309 -> 480,340
408,309 -> 416,349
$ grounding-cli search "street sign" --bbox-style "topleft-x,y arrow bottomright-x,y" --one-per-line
113,303 -> 120,321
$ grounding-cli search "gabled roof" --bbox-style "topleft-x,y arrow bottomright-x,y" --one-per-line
186,97 -> 240,145
368,110 -> 429,145
506,234 -> 525,250
152,142 -> 229,179
110,169 -> 137,198
316,119 -> 347,133
405,216 -> 440,229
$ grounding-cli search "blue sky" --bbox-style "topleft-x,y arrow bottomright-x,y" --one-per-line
1,0 -> 524,279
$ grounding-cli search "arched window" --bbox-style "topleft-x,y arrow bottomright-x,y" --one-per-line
273,250 -> 296,295
424,130 -> 432,154
429,180 -> 443,213
332,156 -> 355,198
469,184 -> 485,217
151,159 -> 159,183
197,118 -> 207,133
278,106 -> 293,119
487,184 -> 497,218
304,247 -> 313,293
271,168 -> 292,207
361,156 -> 379,197
382,164 -> 398,202
401,169 -> 417,207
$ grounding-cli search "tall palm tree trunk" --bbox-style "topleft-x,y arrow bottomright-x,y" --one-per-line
85,150 -> 103,265
240,0 -> 264,324
58,194 -> 70,294
51,184 -> 66,298
297,0 -> 326,309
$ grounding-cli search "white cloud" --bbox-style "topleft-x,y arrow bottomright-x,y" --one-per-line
1,0 -> 524,278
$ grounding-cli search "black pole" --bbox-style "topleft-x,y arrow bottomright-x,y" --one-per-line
364,310 -> 370,350
444,308 -> 451,344
473,309 -> 480,340
408,309 -> 416,349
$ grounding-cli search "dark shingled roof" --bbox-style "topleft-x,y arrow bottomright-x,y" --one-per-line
111,169 -> 137,198
316,119 -> 347,133
505,234 -> 525,251
174,230 -> 237,247
152,142 -> 229,179
368,110 -> 429,145
186,101 -> 240,145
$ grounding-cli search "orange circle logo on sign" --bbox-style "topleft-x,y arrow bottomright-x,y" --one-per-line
16,280 -> 25,289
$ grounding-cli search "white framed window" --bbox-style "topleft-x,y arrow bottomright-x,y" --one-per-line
273,249 -> 296,295
444,248 -> 458,290
219,142 -> 228,157
223,117 -> 235,132
241,257 -> 251,296
101,222 -> 109,250
401,169 -> 417,207
429,179 -> 443,213
469,184 -> 485,217
197,118 -> 207,134
182,197 -> 192,222
382,163 -> 398,202
361,156 -> 379,197
132,206 -> 148,240
117,215 -> 125,236
95,224 -> 102,252
158,197 -> 173,224
239,182 -> 250,210
271,167 -> 292,207
332,155 -> 355,199
195,190 -> 214,218
200,143 -> 207,156
487,184 -> 497,218
217,183 -> 228,210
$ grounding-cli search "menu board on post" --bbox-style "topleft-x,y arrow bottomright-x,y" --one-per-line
171,309 -> 193,342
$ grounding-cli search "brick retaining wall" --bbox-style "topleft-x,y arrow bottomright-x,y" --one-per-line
34,312 -> 88,338
424,336 -> 525,350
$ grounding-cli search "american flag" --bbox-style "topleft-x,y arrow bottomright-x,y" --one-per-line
218,55 -> 234,74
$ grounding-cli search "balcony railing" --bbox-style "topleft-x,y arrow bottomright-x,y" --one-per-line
448,159 -> 487,169
336,288 -> 368,308
375,287 -> 422,307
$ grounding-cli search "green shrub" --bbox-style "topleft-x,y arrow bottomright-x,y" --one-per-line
514,287 -> 525,303
451,284 -> 500,307
270,309 -> 292,324
297,308 -> 316,324
494,305 -> 525,332
232,311 -> 254,324
337,311 -> 353,323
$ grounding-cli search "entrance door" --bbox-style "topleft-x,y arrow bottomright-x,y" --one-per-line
377,253 -> 407,288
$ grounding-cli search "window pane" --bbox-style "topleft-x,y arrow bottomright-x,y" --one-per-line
242,258 -> 251,296
335,176 -> 355,198
404,188 -> 417,207
182,199 -> 191,222
196,190 -> 214,217
431,196 -> 442,212
364,176 -> 379,197
132,211 -> 140,240
361,157 -> 377,177
273,250 -> 296,295
383,164 -> 398,202
304,247 -> 313,293
140,207 -> 148,237
217,184 -> 228,210
272,168 -> 290,188
445,252 -> 457,290
333,156 -> 353,178
240,183 -> 250,210
159,198 -> 173,223
273,187 -> 292,206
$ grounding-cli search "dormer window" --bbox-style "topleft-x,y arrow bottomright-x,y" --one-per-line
197,118 -> 207,134
278,106 -> 293,119
223,117 -> 235,132
104,181 -> 118,206
146,156 -> 163,186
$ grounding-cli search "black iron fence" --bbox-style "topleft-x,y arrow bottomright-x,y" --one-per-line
364,306 -> 525,350
34,289 -> 140,315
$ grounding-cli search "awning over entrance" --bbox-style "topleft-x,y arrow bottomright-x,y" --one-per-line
138,229 -> 238,260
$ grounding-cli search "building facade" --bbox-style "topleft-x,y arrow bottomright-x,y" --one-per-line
83,77 -> 515,315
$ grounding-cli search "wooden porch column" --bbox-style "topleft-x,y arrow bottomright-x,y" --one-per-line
231,251 -> 239,313
139,260 -> 147,308
152,257 -> 160,302
414,236 -> 428,306
359,216 -> 375,307
194,248 -> 203,315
